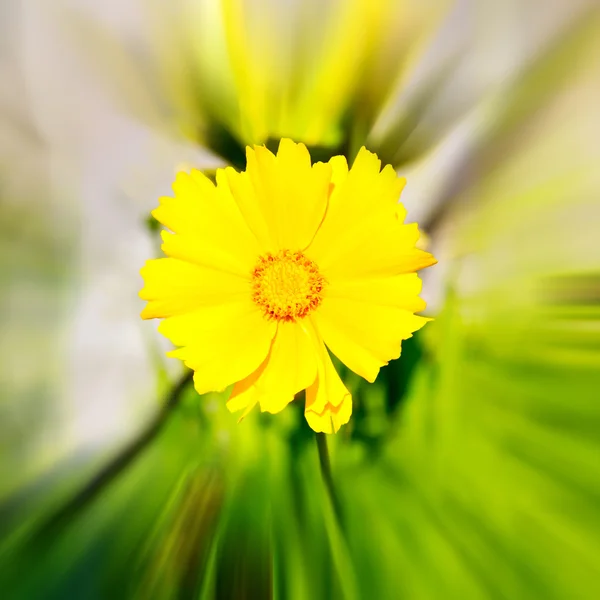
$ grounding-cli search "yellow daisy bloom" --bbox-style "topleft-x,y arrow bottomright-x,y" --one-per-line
140,139 -> 436,433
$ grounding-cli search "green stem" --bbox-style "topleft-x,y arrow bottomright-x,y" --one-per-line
315,432 -> 343,526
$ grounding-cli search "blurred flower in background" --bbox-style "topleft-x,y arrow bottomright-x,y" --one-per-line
1,1 -> 599,599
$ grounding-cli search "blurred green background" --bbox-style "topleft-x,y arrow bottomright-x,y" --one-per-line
1,1 -> 599,598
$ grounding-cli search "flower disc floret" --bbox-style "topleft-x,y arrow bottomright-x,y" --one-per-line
252,249 -> 325,322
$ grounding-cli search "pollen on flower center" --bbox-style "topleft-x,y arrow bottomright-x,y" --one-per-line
251,249 -> 325,322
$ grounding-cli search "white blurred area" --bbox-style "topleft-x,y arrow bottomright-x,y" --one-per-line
0,1 -> 223,491
0,0 -> 597,494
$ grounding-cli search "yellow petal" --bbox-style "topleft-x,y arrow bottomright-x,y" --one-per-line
329,154 -> 349,189
227,321 -> 318,416
304,339 -> 352,434
319,221 -> 436,279
159,301 -> 276,395
305,395 -> 352,435
271,139 -> 333,249
326,272 -> 427,313
313,297 -> 430,383
154,169 -> 260,276
222,166 -> 276,252
152,170 -> 213,235
240,140 -> 332,250
308,148 -> 403,253
307,147 -> 435,279
139,258 -> 249,319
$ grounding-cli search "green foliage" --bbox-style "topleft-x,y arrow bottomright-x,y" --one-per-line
2,287 -> 599,599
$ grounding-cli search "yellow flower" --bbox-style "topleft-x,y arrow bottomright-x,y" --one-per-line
140,139 -> 436,433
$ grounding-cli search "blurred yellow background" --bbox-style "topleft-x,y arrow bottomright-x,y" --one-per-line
1,1 -> 599,598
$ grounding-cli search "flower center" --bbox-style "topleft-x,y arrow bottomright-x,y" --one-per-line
251,250 -> 325,322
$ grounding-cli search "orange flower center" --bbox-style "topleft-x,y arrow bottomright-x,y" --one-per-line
251,250 -> 325,322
